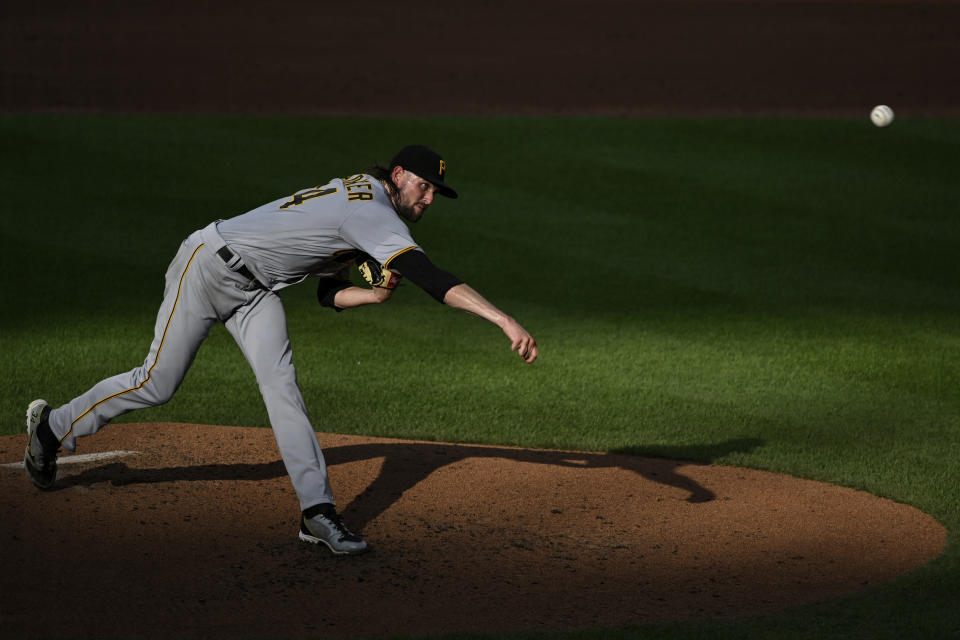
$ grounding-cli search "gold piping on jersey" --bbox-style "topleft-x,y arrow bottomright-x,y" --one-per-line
384,246 -> 419,269
63,242 -> 206,442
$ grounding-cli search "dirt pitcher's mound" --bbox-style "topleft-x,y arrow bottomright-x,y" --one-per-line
0,423 -> 946,639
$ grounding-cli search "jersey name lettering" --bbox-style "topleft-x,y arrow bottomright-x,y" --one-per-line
343,174 -> 375,201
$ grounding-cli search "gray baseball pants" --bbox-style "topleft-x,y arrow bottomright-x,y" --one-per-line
46,223 -> 335,510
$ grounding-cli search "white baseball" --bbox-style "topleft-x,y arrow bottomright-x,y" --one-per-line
870,105 -> 894,128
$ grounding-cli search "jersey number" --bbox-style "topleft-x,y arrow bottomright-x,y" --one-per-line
279,185 -> 337,209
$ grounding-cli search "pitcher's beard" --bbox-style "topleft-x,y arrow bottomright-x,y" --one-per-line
396,202 -> 426,223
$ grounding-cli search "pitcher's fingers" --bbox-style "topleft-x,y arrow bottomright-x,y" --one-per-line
514,337 -> 538,363
525,342 -> 539,363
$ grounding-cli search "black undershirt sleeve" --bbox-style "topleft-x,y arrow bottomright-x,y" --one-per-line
316,278 -> 351,311
389,250 -> 463,303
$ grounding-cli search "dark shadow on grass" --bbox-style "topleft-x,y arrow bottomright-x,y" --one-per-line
611,438 -> 766,463
55,437 -> 765,531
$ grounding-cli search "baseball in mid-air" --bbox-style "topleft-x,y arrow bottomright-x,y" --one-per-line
870,105 -> 895,128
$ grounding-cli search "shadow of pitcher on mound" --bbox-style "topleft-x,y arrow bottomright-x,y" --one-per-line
326,437 -> 765,530
56,435 -> 764,533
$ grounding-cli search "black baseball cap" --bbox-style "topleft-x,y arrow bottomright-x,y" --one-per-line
390,145 -> 458,199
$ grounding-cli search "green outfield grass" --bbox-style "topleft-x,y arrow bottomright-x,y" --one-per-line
1,114 -> 958,639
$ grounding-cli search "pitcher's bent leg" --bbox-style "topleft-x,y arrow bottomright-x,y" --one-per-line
48,239 -> 218,451
226,291 -> 334,510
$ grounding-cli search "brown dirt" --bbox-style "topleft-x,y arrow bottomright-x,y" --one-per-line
3,0 -> 959,116
0,424 -> 947,639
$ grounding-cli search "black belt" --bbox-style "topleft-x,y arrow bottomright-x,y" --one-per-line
216,246 -> 261,285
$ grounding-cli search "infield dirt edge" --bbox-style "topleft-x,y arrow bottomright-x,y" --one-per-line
0,422 -> 947,639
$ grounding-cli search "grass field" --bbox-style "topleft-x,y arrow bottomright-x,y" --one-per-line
1,114 -> 958,639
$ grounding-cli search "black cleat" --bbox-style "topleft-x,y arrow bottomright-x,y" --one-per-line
24,399 -> 59,490
299,503 -> 369,555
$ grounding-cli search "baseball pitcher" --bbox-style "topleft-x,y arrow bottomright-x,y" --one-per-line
24,145 -> 538,555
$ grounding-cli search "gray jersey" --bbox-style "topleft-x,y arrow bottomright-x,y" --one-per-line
35,147 -> 535,546
217,174 -> 419,290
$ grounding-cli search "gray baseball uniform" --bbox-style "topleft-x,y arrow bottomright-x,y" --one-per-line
45,173 -> 419,510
